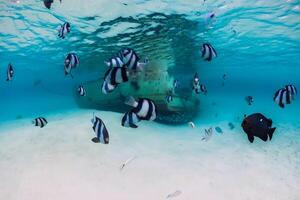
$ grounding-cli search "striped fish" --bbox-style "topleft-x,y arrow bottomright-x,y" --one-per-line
121,111 -> 141,128
91,115 -> 109,144
119,48 -> 149,71
78,85 -> 86,96
274,88 -> 290,108
102,67 -> 129,94
125,97 -> 157,121
32,117 -> 48,128
6,63 -> 14,81
201,43 -> 217,61
118,48 -> 140,70
64,53 -> 79,77
192,72 -> 200,94
285,85 -> 297,98
105,56 -> 124,68
58,22 -> 70,39
274,85 -> 297,108
166,95 -> 173,103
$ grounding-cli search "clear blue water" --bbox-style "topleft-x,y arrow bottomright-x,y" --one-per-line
0,0 -> 300,126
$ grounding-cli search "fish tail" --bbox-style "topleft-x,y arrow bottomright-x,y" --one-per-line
268,127 -> 276,140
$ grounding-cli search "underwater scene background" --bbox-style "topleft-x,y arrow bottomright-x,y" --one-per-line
0,0 -> 299,200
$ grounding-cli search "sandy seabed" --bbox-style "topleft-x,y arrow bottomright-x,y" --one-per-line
0,110 -> 299,200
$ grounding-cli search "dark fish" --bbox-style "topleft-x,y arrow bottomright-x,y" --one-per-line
241,113 -> 276,143
43,0 -> 53,9
215,126 -> 223,134
228,122 -> 235,130
245,96 -> 254,105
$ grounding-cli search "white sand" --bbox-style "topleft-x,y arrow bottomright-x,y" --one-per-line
0,110 -> 299,200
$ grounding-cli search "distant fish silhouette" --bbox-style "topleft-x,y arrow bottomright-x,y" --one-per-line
228,122 -> 235,130
202,128 -> 213,142
166,190 -> 182,199
120,156 -> 137,171
215,126 -> 223,134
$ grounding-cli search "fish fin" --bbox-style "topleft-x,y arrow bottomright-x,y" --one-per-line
129,123 -> 138,128
91,137 -> 100,143
104,61 -> 110,67
124,96 -> 137,107
247,134 -> 254,143
268,127 -> 276,140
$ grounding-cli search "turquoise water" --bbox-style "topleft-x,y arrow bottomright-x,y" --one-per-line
1,1 -> 300,199
1,0 -> 300,125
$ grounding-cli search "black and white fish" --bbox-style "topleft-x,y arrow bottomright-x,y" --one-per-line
201,127 -> 213,142
189,121 -> 195,128
173,79 -> 179,90
245,96 -> 254,105
192,72 -> 200,94
91,114 -> 109,144
64,53 -> 79,77
77,85 -> 86,96
104,56 -> 124,68
200,84 -> 207,95
6,63 -> 14,81
32,117 -> 48,128
118,48 -> 149,71
285,84 -> 297,98
273,85 -> 297,108
101,67 -> 129,94
125,96 -> 157,121
166,95 -> 173,103
201,43 -> 217,61
121,111 -> 141,128
58,22 -> 70,39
